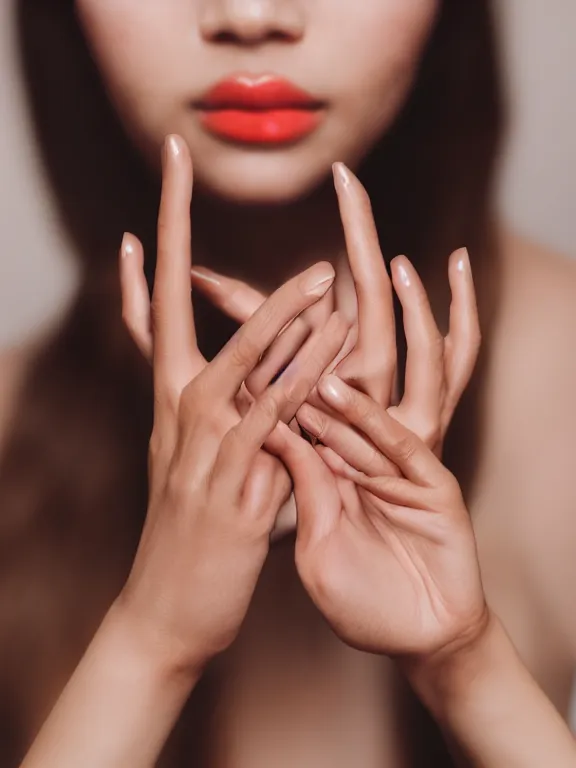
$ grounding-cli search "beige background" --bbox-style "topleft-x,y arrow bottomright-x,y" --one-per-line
0,0 -> 575,724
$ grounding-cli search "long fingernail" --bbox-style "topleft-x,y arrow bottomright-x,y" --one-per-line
397,263 -> 411,287
456,247 -> 470,273
162,134 -> 182,168
120,232 -> 135,259
304,264 -> 336,296
319,374 -> 347,403
190,267 -> 221,287
332,162 -> 352,190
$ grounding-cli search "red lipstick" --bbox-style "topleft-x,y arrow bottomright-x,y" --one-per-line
196,74 -> 324,145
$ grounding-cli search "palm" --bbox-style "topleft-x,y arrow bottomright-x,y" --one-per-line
299,476 -> 482,656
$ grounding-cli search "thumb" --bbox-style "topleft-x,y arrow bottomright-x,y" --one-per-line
191,266 -> 266,324
265,422 -> 340,544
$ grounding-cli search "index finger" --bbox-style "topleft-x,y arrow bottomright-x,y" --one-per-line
152,135 -> 202,390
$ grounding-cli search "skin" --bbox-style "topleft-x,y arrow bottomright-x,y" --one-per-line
16,139 -> 576,768
1,0 -> 575,765
74,0 -> 438,204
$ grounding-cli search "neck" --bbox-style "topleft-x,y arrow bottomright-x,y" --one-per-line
191,176 -> 346,295
189,180 -> 500,349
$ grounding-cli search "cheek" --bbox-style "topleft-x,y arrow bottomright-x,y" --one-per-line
322,0 -> 439,159
332,0 -> 438,81
74,1 -> 189,147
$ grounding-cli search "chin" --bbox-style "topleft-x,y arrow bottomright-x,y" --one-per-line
191,151 -> 333,206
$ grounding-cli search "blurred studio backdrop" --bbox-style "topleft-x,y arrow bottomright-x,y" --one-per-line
0,0 -> 575,727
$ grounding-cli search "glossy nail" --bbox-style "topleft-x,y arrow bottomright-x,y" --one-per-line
304,264 -> 336,296
162,134 -> 182,168
120,232 -> 135,259
456,247 -> 470,273
190,267 -> 221,287
333,162 -> 352,189
397,262 -> 411,287
319,374 -> 347,403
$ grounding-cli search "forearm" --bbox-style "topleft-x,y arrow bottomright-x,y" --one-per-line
404,613 -> 576,768
20,601 -> 202,768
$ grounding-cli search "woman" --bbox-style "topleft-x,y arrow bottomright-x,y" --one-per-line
1,0 -> 575,765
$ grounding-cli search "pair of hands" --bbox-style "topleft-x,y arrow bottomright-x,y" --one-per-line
117,134 -> 489,679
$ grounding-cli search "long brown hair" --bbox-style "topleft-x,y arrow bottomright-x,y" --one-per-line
0,0 -> 504,764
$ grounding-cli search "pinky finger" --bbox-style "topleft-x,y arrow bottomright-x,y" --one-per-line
120,232 -> 153,362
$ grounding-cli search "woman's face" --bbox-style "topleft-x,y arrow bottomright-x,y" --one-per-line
75,0 -> 438,204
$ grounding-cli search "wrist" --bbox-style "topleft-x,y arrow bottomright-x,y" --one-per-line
401,608 -> 507,722
399,614 -> 576,767
106,596 -> 206,692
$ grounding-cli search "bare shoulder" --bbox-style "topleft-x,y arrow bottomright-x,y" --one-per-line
484,229 -> 576,653
486,227 -> 576,463
492,229 -> 576,400
499,228 -> 576,331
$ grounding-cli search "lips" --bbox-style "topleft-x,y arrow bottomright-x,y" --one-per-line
195,74 -> 325,145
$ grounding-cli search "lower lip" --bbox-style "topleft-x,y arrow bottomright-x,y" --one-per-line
199,108 -> 323,145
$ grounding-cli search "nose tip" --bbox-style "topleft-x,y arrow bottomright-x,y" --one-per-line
200,0 -> 304,45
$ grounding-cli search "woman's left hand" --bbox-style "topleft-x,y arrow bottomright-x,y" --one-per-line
272,383 -> 489,661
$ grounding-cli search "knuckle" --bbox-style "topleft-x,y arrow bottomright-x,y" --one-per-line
256,393 -> 280,424
230,332 -> 262,370
391,434 -> 418,463
364,445 -> 385,476
282,376 -> 312,409
354,395 -> 377,425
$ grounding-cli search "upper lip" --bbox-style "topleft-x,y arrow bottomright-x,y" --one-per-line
196,74 -> 323,110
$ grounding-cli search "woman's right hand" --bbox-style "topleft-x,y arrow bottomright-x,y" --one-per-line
116,135 -> 345,674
